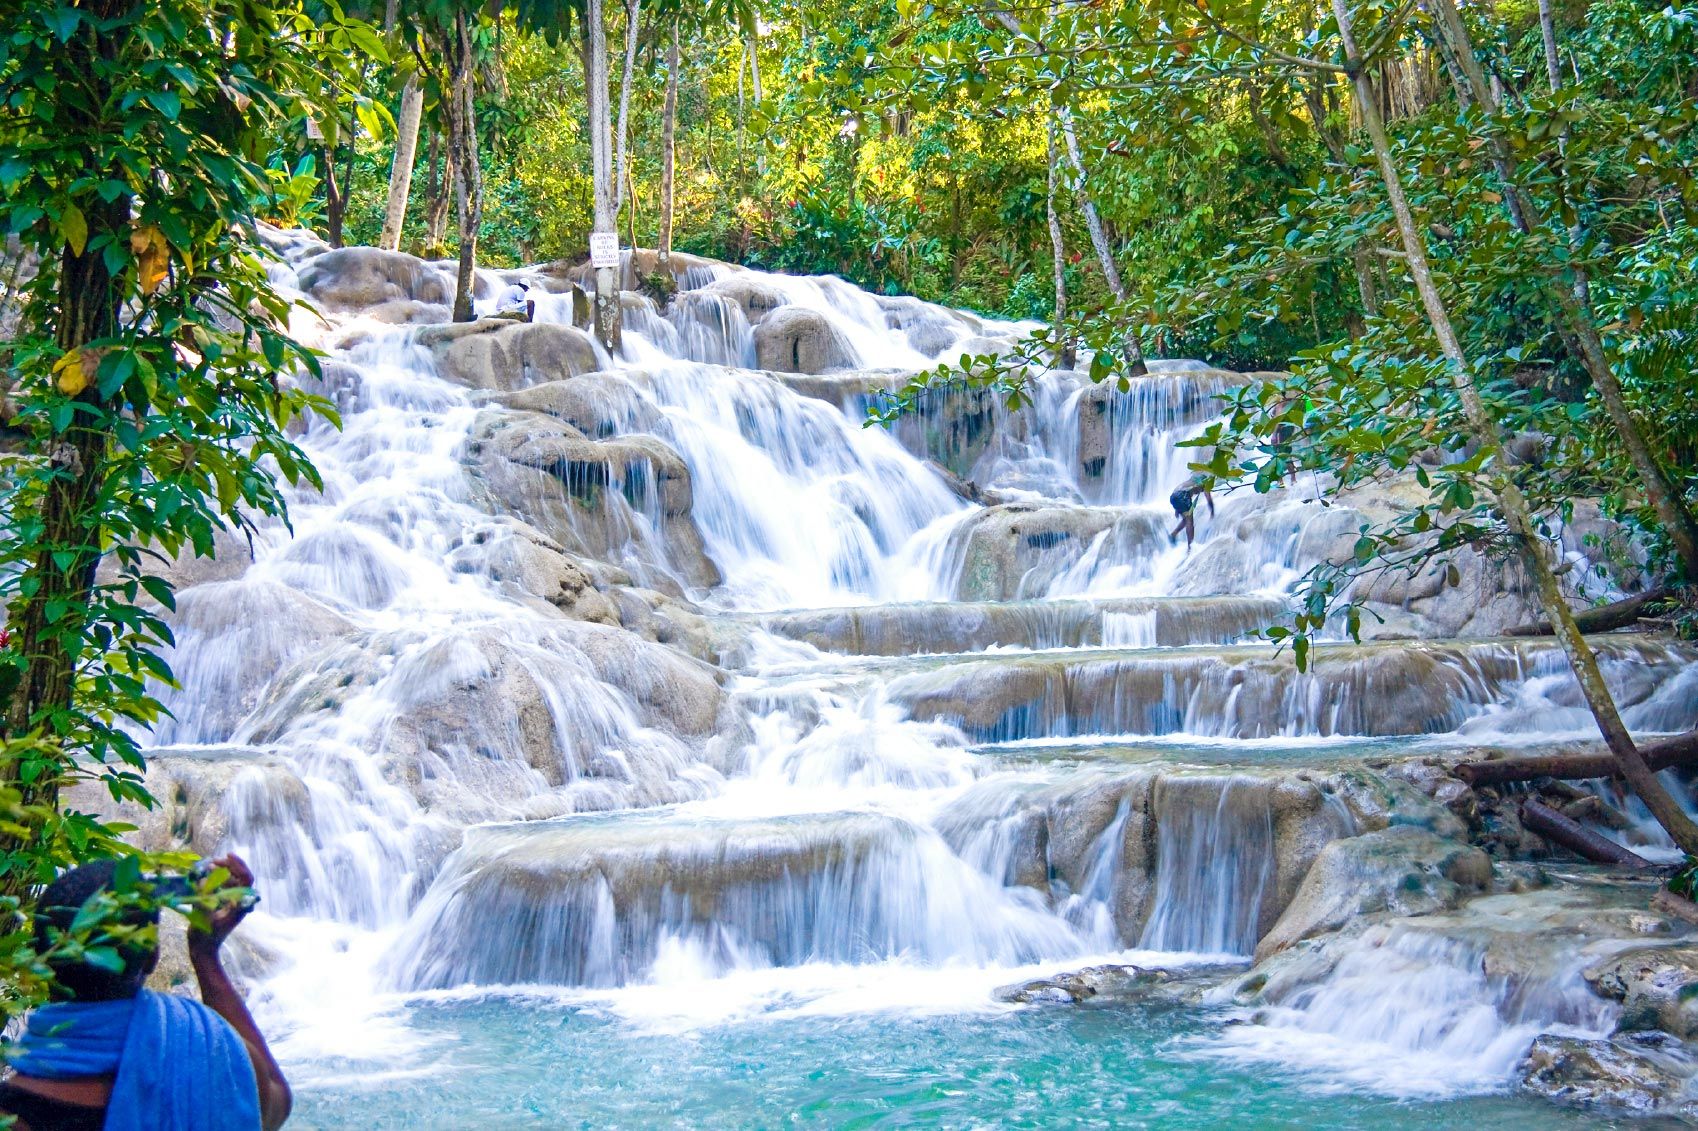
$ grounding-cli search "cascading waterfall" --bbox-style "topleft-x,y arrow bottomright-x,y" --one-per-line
138,232 -> 1698,1120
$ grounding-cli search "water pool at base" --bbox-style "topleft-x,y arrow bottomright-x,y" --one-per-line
285,994 -> 1610,1129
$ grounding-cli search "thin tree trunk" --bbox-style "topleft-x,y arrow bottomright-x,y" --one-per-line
1334,0 -> 1698,855
658,22 -> 679,275
1056,106 -> 1148,375
380,77 -> 424,252
1538,0 -> 1563,92
1015,8 -> 1147,375
448,13 -> 482,322
745,26 -> 764,179
588,0 -> 622,349
323,137 -> 346,247
424,130 -> 451,256
1425,0 -> 1698,581
1046,118 -> 1074,369
612,0 -> 642,217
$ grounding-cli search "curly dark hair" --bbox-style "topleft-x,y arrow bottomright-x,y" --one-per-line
34,859 -> 159,1002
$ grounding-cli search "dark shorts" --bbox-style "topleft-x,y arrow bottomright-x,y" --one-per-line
1170,489 -> 1194,516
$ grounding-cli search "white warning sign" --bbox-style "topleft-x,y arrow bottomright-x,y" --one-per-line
588,232 -> 620,268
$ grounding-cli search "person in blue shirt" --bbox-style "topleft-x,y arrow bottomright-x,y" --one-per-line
0,855 -> 291,1131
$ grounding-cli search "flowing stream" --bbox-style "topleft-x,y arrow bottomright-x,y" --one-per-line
131,240 -> 1698,1126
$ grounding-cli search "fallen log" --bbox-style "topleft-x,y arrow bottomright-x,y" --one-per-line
1504,587 -> 1670,636
1521,798 -> 1654,869
1456,731 -> 1698,788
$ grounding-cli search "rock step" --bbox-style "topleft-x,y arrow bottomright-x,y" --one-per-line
722,595 -> 1287,660
873,635 -> 1698,744
383,808 -> 1082,990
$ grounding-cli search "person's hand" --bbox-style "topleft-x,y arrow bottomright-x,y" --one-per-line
187,854 -> 257,958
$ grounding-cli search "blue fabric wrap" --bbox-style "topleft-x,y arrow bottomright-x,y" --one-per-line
6,990 -> 262,1131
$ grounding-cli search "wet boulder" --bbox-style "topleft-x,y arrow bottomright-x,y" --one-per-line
948,503 -> 1165,601
753,306 -> 858,373
1587,946 -> 1698,1040
700,273 -> 790,325
423,319 -> 601,392
1520,1033 -> 1690,1115
993,965 -> 1161,1005
479,371 -> 661,437
295,246 -> 453,311
464,408 -> 720,592
1255,826 -> 1493,960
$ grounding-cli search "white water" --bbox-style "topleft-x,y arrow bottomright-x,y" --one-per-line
140,236 -> 1698,1107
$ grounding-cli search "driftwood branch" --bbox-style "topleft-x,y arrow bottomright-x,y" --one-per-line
1456,731 -> 1698,787
1504,587 -> 1670,636
1521,798 -> 1653,868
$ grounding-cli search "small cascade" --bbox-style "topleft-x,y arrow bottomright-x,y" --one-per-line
645,363 -> 963,607
1062,368 -> 1252,506
1208,909 -> 1622,1097
385,811 -> 1086,990
1138,776 -> 1275,956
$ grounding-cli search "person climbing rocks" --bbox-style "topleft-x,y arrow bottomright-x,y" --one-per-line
0,855 -> 292,1131
1168,471 -> 1215,549
494,281 -> 534,322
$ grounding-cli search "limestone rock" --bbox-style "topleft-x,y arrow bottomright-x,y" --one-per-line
1588,946 -> 1698,1039
753,306 -> 858,373
1520,1034 -> 1687,1114
295,247 -> 453,311
1255,826 -> 1493,960
425,319 -> 600,392
699,273 -> 790,324
993,965 -> 1161,1004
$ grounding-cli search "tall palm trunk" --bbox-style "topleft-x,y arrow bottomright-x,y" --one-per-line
1333,0 -> 1698,854
612,0 -> 642,221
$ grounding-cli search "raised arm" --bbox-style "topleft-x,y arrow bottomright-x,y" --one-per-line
188,855 -> 293,1131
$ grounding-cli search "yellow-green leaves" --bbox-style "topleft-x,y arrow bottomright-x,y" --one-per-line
58,203 -> 87,256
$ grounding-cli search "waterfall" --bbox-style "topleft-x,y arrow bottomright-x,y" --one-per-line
122,229 -> 1698,1118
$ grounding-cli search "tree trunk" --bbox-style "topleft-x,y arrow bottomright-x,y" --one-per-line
0,193 -> 128,892
1521,799 -> 1653,869
1425,0 -> 1698,580
323,138 -> 346,248
379,77 -> 424,252
1334,0 -> 1698,855
424,130 -> 450,256
1046,119 -> 1073,369
587,0 -> 622,350
1504,587 -> 1670,636
1056,106 -> 1148,376
448,13 -> 482,323
1538,0 -> 1563,92
612,0 -> 642,218
745,26 -> 764,179
658,22 -> 679,275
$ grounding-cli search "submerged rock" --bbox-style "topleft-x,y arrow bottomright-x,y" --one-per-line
993,965 -> 1163,1005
